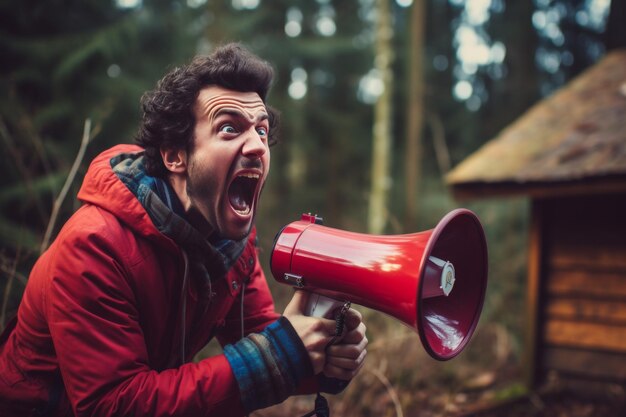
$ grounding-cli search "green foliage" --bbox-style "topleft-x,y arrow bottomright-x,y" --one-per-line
0,0 -> 203,316
492,382 -> 528,402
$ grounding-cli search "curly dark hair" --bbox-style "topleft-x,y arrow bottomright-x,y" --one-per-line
136,43 -> 280,177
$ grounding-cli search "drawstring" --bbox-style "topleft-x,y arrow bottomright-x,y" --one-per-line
240,280 -> 248,417
300,301 -> 351,417
179,251 -> 190,365
240,281 -> 247,340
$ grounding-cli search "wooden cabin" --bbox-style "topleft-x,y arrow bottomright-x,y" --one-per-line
446,50 -> 626,393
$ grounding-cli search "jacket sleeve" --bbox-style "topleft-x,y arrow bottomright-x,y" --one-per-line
45,222 -> 245,417
216,230 -> 321,406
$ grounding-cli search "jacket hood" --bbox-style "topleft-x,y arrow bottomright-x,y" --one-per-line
77,144 -> 246,279
77,144 -> 166,242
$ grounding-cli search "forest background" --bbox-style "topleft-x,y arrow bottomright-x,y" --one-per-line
0,0 -> 621,416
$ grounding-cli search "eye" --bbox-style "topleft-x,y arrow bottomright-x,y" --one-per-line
219,124 -> 237,134
256,126 -> 268,137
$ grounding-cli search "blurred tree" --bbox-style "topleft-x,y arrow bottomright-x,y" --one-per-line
533,0 -> 611,96
605,0 -> 626,49
204,1 -> 374,232
0,0 -> 203,319
368,0 -> 394,234
0,0 -> 614,341
404,0 -> 426,232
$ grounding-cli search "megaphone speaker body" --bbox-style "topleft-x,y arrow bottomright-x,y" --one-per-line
271,209 -> 488,360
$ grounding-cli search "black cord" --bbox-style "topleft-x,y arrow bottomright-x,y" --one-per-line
299,301 -> 351,417
300,393 -> 330,417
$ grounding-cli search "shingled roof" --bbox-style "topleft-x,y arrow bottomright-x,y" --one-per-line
447,49 -> 626,199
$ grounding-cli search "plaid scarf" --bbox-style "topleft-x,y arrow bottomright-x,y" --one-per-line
111,151 -> 247,279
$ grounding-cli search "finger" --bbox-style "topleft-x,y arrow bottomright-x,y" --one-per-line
306,318 -> 340,350
327,348 -> 367,370
327,335 -> 368,359
341,308 -> 363,331
338,323 -> 366,345
285,315 -> 339,348
309,351 -> 326,375
334,322 -> 366,345
283,290 -> 311,316
323,356 -> 366,380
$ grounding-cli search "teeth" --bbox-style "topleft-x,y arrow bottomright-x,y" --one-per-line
234,207 -> 251,215
239,173 -> 260,179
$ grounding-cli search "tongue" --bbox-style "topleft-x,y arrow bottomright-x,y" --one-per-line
229,180 -> 250,212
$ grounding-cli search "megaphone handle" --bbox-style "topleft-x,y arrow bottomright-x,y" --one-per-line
305,293 -> 346,318
304,293 -> 352,395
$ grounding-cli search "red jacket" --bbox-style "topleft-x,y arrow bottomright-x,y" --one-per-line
0,145 -> 282,417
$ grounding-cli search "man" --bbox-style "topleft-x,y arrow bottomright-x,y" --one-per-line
0,43 -> 367,417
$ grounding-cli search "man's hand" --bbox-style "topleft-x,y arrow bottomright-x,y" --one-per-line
283,291 -> 368,380
324,307 -> 367,380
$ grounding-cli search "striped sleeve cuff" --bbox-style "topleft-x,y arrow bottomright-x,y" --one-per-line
224,316 -> 313,412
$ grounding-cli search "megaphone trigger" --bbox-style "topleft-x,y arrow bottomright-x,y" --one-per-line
305,293 -> 348,319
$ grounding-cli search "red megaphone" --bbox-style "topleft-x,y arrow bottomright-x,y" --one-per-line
270,208 -> 488,360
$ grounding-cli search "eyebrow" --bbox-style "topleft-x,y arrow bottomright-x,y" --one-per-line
214,107 -> 269,123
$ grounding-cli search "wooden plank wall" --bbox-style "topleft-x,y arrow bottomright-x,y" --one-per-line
537,193 -> 626,384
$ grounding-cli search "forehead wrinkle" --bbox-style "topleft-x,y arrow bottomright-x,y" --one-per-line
215,108 -> 269,124
198,94 -> 267,123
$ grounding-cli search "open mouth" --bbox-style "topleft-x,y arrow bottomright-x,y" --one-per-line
228,173 -> 260,215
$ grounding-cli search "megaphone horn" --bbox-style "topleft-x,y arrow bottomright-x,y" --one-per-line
270,208 -> 488,360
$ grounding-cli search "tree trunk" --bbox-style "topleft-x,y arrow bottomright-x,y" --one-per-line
404,0 -> 426,232
368,0 -> 394,234
605,0 -> 626,50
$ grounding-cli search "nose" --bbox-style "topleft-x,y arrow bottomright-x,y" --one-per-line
242,128 -> 268,159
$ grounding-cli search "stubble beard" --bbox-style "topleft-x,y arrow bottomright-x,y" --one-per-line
184,159 -> 219,238
184,165 -> 257,242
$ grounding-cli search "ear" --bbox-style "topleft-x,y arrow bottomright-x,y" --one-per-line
160,147 -> 187,174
